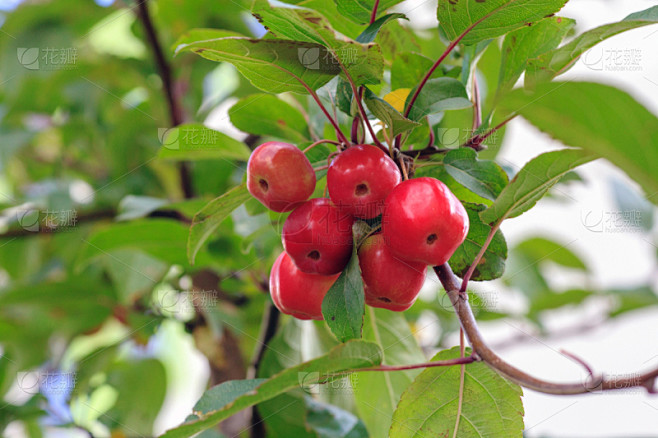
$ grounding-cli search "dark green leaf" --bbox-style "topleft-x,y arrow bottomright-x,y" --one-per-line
390,347 -> 524,438
188,184 -> 252,264
229,94 -> 310,142
356,13 -> 406,43
158,123 -> 251,161
390,52 -> 434,90
405,78 -> 471,122
335,0 -> 405,24
530,289 -> 592,315
443,148 -> 509,201
450,203 -> 508,281
500,82 -> 658,205
322,245 -> 365,343
480,149 -> 596,224
161,341 -> 382,438
438,0 -> 567,46
526,6 -> 658,85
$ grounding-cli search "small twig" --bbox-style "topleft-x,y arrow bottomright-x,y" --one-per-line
560,350 -> 595,378
302,139 -> 341,154
462,114 -> 516,150
434,263 -> 658,395
314,164 -> 329,172
357,355 -> 476,372
369,0 -> 381,25
460,220 -> 500,292
398,155 -> 409,180
345,77 -> 384,149
351,114 -> 362,144
472,76 -> 482,132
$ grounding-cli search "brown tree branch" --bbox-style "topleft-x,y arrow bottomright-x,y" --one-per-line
135,0 -> 194,199
434,263 -> 658,395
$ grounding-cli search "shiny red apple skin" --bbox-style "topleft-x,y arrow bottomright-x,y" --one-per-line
282,198 -> 353,275
358,234 -> 426,311
269,251 -> 339,320
327,144 -> 401,219
247,141 -> 316,212
382,177 -> 469,266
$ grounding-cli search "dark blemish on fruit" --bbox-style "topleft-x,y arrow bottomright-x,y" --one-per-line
426,233 -> 438,245
307,250 -> 320,260
378,297 -> 392,303
259,179 -> 269,192
355,183 -> 369,196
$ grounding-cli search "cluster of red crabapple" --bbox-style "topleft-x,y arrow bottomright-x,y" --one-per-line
247,141 -> 470,320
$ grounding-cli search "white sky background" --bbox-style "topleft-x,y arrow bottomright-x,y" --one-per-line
389,0 -> 658,436
136,0 -> 658,436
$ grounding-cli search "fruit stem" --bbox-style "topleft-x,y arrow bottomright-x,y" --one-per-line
344,76 -> 386,150
303,139 -> 341,154
398,155 -> 409,181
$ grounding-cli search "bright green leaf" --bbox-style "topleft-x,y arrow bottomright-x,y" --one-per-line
500,82 -> 658,205
356,13 -> 406,43
516,237 -> 587,271
526,6 -> 658,85
480,149 -> 595,224
390,347 -> 524,438
336,0 -> 406,24
161,341 -> 382,438
438,0 -> 567,46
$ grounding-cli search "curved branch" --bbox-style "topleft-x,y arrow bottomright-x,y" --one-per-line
434,263 -> 658,395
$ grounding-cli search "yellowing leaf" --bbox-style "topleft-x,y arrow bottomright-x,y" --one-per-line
383,88 -> 410,113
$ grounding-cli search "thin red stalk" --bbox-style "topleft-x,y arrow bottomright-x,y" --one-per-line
460,220 -> 500,292
302,139 -> 341,153
369,0 -> 380,25
306,87 -> 349,145
357,355 -> 476,372
472,76 -> 482,131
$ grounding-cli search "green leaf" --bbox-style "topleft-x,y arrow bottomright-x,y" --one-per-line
353,308 -> 425,438
443,148 -> 508,201
526,6 -> 658,85
437,0 -> 567,46
306,397 -> 369,438
499,16 -> 575,93
405,78 -> 471,122
322,245 -> 365,343
449,203 -> 508,281
480,149 -> 595,225
336,0 -> 406,24
390,52 -> 434,90
194,379 -> 267,414
356,13 -> 406,43
500,82 -> 658,205
529,289 -> 592,315
78,219 -> 197,268
390,347 -> 524,438
105,359 -> 167,436
363,88 -> 420,137
157,124 -> 251,161
175,32 -> 340,94
161,341 -> 382,438
252,4 -> 384,85
229,94 -> 310,142
607,287 -> 658,317
515,237 -> 587,271
188,184 -> 252,264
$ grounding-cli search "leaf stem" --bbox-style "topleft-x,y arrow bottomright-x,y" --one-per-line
460,220 -> 501,292
370,0 -> 381,25
462,114 -> 516,150
357,355 -> 477,372
306,87 -> 350,145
